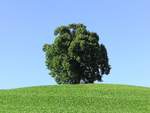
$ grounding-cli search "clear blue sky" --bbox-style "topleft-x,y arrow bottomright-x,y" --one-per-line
0,0 -> 150,89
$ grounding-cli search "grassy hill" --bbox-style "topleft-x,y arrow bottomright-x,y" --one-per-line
0,84 -> 149,113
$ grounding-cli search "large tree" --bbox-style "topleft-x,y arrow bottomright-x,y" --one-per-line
43,24 -> 111,84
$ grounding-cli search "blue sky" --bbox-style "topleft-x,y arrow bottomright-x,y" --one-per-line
0,0 -> 150,89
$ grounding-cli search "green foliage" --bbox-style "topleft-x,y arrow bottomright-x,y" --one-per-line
0,84 -> 149,113
43,23 -> 111,84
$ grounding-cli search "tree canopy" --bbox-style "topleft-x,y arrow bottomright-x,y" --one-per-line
43,23 -> 111,84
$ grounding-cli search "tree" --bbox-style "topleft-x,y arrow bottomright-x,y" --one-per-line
43,23 -> 111,84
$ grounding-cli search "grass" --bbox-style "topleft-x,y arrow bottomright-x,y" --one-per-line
0,84 -> 149,113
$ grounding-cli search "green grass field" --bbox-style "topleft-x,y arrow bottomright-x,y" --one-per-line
0,84 -> 149,113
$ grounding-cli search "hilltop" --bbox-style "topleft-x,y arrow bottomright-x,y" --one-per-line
0,84 -> 149,113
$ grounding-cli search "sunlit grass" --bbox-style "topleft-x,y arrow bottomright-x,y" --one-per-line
0,84 -> 149,113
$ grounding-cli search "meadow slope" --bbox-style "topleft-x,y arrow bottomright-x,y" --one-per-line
0,84 -> 149,113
